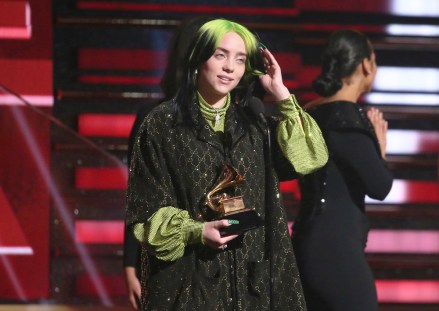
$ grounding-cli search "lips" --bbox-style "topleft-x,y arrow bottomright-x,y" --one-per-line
218,75 -> 233,82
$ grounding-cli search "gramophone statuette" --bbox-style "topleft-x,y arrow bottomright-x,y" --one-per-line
205,163 -> 263,235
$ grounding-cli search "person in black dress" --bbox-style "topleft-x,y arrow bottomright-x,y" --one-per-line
291,29 -> 394,311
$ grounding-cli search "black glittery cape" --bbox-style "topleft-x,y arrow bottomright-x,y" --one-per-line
126,98 -> 307,311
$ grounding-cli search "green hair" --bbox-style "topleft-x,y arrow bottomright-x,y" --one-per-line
191,19 -> 263,76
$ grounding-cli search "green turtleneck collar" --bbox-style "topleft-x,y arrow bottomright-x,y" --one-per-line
197,92 -> 230,132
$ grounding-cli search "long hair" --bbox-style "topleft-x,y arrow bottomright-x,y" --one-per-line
312,29 -> 373,97
160,16 -> 214,101
175,18 -> 263,120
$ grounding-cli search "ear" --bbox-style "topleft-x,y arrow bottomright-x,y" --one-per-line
362,58 -> 372,75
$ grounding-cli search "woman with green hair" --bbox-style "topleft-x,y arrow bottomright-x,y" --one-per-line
127,18 -> 327,310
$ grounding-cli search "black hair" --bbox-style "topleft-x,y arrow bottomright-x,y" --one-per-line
312,29 -> 373,97
160,16 -> 214,101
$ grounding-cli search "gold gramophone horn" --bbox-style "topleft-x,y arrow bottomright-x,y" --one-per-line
205,163 -> 244,215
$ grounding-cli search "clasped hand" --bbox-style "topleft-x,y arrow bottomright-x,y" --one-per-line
367,107 -> 388,159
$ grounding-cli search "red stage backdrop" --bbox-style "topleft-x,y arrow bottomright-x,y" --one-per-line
0,0 -> 52,300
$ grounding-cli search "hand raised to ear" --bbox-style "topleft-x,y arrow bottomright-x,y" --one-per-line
258,47 -> 290,102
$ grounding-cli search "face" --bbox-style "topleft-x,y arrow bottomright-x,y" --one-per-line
197,31 -> 247,106
365,52 -> 377,92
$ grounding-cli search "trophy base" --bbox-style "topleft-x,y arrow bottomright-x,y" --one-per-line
219,208 -> 264,236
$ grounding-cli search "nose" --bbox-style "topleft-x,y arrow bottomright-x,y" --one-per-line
223,58 -> 234,73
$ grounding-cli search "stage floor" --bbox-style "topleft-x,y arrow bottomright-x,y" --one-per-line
0,306 -> 131,311
1,305 -> 439,311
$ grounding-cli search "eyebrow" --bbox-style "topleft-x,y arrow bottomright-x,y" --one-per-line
216,47 -> 247,57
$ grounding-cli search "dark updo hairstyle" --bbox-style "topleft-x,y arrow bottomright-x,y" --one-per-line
312,29 -> 373,97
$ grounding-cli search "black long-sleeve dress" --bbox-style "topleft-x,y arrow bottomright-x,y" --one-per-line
292,101 -> 393,311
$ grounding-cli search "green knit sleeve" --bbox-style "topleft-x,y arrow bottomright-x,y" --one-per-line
133,206 -> 205,261
277,95 -> 328,175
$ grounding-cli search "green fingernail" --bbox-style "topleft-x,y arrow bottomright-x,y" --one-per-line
228,220 -> 239,225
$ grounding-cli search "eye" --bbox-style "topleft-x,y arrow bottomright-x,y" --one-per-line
236,57 -> 246,64
215,53 -> 226,59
